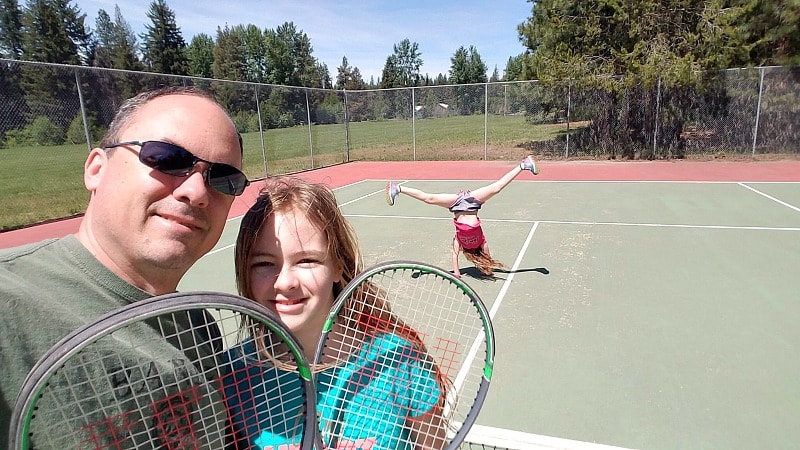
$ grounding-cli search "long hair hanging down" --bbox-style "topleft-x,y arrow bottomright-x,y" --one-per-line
460,244 -> 508,277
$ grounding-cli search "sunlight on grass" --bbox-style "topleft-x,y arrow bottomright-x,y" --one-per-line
1,115 -> 567,230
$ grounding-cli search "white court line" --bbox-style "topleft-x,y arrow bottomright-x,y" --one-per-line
457,222 -> 640,450
364,178 -> 800,184
346,213 -> 800,232
488,221 -> 540,320
453,222 -> 539,384
451,222 -> 539,397
738,182 -> 800,213
466,424 -> 635,450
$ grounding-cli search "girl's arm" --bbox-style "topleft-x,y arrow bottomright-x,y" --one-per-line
451,238 -> 461,278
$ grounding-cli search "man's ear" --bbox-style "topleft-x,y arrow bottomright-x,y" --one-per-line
84,148 -> 108,192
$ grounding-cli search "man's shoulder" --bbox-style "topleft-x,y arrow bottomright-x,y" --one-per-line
0,238 -> 62,263
0,236 -> 81,301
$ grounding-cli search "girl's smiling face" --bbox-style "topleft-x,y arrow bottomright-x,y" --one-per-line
247,206 -> 344,349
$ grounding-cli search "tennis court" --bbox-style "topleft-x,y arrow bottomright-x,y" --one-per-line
172,159 -> 800,450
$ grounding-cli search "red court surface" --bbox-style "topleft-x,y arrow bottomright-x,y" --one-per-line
3,159 -> 799,249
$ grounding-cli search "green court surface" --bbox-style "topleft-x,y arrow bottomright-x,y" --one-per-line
180,179 -> 800,450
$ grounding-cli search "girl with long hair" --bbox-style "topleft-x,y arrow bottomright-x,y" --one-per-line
386,156 -> 539,278
223,176 -> 449,450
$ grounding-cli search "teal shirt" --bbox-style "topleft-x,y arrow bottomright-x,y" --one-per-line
223,333 -> 441,450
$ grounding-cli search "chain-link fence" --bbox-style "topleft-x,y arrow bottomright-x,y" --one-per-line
1,59 -> 798,229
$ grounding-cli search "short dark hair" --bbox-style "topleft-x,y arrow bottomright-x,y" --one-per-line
100,86 -> 243,153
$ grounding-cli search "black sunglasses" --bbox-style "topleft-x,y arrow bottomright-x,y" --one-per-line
103,140 -> 249,196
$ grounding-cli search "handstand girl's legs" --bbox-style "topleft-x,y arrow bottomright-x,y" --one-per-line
386,156 -> 538,206
469,155 -> 537,203
388,184 -> 459,208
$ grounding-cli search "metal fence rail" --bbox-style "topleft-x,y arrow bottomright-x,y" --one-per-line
1,59 -> 798,229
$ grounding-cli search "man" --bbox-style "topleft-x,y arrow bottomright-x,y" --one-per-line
0,86 -> 248,447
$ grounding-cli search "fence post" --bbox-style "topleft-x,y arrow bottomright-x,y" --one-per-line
305,90 -> 314,168
484,83 -> 489,160
74,68 -> 92,152
565,79 -> 571,158
343,89 -> 351,162
752,67 -> 765,157
411,87 -> 417,161
255,86 -> 268,178
653,76 -> 662,158
503,83 -> 508,116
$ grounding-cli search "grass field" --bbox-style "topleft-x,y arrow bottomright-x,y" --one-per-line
0,114 -> 569,231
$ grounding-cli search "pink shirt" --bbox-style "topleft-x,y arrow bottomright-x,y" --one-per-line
454,219 -> 486,250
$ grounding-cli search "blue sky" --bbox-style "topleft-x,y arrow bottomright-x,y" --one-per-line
72,0 -> 532,82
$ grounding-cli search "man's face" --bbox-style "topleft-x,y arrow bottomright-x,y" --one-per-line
82,94 -> 242,292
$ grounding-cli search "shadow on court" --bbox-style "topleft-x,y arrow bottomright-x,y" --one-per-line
457,266 -> 550,280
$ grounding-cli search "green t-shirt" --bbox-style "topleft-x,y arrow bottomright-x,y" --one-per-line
0,236 -> 226,449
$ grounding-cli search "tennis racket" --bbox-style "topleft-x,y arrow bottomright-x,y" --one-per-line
9,291 -> 316,450
313,260 -> 495,450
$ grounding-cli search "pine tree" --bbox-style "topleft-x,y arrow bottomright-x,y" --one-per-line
18,0 -> 91,132
381,38 -> 422,88
186,33 -> 215,78
336,56 -> 365,90
449,45 -> 487,84
0,0 -> 24,58
110,5 -> 142,71
140,0 -> 187,75
20,0 -> 90,65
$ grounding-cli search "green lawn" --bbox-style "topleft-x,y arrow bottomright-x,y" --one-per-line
1,114 -> 569,230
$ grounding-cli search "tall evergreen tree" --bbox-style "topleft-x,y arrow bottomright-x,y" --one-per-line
379,54 -> 400,89
0,0 -> 24,58
110,6 -> 142,71
262,22 -> 324,88
449,45 -> 487,114
518,0 -> 749,84
20,0 -> 90,65
503,55 -> 524,81
212,25 -> 245,82
211,25 -> 250,113
186,33 -> 215,78
93,9 -> 114,67
232,24 -> 267,83
336,56 -> 365,90
93,6 -> 140,71
737,0 -> 800,66
517,0 -> 754,159
90,6 -> 142,113
18,0 -> 91,133
381,38 -> 422,88
449,45 -> 487,84
140,0 -> 187,75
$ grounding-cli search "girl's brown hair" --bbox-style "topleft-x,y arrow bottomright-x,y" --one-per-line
235,177 -> 452,436
460,243 -> 508,277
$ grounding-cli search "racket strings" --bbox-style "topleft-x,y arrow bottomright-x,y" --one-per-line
20,304 -> 313,450
211,310 -> 311,449
316,266 -> 492,449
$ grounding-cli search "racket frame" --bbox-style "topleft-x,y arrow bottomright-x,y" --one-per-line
313,260 -> 495,450
9,291 -> 316,450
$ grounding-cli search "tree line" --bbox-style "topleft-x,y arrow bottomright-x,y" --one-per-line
508,0 -> 798,159
1,0 -> 797,157
0,0 -> 494,89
